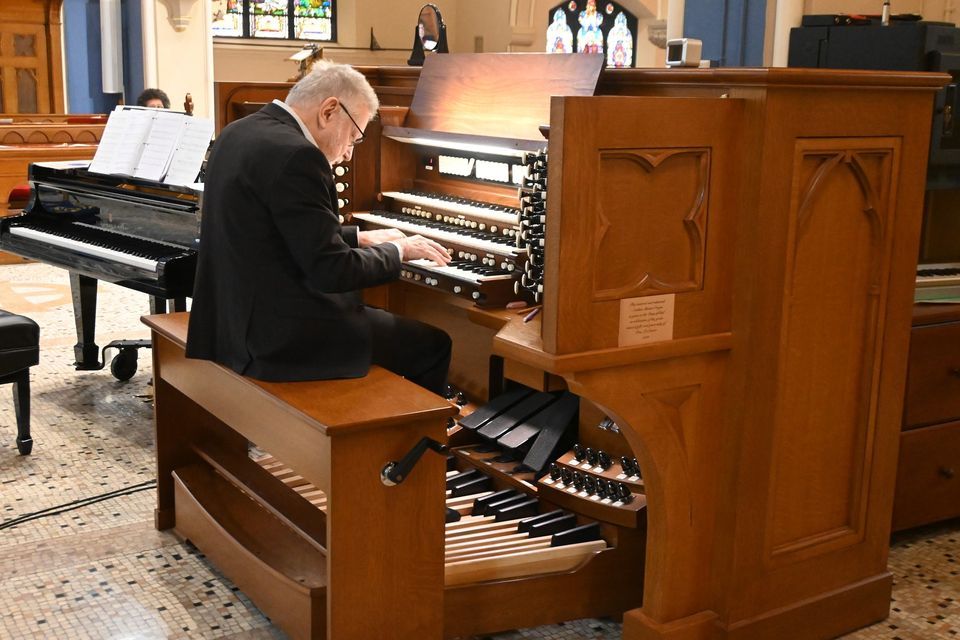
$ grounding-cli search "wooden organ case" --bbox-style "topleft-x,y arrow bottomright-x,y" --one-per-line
160,58 -> 947,640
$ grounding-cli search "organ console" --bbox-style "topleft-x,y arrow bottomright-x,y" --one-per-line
152,56 -> 945,639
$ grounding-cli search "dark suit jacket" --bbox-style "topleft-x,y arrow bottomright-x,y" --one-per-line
186,102 -> 401,381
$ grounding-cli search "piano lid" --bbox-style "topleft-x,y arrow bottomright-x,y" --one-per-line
400,53 -> 603,144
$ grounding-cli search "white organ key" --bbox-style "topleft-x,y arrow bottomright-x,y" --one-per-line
352,212 -> 523,258
382,191 -> 519,227
406,259 -> 514,284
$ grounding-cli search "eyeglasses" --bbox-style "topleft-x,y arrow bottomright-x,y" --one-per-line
340,102 -> 365,145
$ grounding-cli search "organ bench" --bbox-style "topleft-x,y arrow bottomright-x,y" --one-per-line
144,312 -> 455,639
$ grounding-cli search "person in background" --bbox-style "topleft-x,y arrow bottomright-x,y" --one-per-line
136,88 -> 170,109
186,60 -> 453,395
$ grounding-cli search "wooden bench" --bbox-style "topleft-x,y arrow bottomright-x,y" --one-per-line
143,312 -> 457,639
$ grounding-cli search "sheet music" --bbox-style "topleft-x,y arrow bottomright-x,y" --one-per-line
88,108 -> 134,175
133,111 -> 188,182
164,118 -> 214,186
85,106 -> 213,184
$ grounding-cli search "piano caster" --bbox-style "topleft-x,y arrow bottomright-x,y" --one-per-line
91,339 -> 152,381
110,347 -> 139,382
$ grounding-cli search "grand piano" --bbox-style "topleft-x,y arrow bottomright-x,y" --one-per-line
0,162 -> 200,379
146,56 -> 946,639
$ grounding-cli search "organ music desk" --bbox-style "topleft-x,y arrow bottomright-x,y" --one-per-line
169,59 -> 947,640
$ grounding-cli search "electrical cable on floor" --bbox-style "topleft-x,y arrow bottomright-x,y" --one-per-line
0,479 -> 157,531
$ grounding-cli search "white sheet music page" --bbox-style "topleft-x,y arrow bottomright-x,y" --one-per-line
108,109 -> 156,176
163,117 -> 214,186
87,107 -> 134,175
133,110 -> 188,182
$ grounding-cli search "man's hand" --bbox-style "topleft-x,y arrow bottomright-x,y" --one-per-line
395,235 -> 452,265
358,228 -> 405,247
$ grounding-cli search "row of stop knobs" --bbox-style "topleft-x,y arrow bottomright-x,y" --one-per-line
515,148 -> 547,303
572,443 -> 641,478
548,464 -> 634,503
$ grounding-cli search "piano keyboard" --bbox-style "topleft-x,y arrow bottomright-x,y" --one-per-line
382,190 -> 520,227
352,211 -> 523,258
916,263 -> 960,287
7,222 -> 186,273
915,263 -> 960,302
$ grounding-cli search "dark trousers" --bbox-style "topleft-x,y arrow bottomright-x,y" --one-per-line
367,306 -> 452,396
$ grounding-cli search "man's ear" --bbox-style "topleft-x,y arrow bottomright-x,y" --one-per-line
316,97 -> 340,130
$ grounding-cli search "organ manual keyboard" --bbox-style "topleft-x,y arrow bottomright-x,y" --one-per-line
349,54 -> 603,308
0,161 -> 200,378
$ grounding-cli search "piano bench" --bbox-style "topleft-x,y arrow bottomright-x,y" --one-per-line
0,309 -> 40,455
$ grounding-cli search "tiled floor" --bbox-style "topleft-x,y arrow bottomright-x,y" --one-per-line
0,262 -> 958,640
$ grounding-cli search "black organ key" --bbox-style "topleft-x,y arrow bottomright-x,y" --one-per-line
446,507 -> 462,523
520,393 -> 580,476
450,475 -> 494,498
551,522 -> 602,547
526,513 -> 578,537
476,391 -> 557,440
516,509 -> 566,533
446,468 -> 481,490
473,492 -> 525,516
481,494 -> 530,517
458,387 -> 535,431
495,419 -> 544,453
472,489 -> 518,515
494,497 -> 539,521
446,455 -> 458,472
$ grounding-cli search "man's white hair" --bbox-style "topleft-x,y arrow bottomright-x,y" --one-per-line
286,60 -> 379,115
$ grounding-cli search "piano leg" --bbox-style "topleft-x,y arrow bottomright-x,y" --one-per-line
149,297 -> 187,314
70,272 -> 100,370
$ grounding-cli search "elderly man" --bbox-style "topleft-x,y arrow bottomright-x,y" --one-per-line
186,61 -> 452,394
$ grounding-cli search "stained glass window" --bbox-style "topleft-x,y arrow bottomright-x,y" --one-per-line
606,12 -> 634,68
211,0 -> 243,37
545,0 -> 637,67
212,0 -> 336,41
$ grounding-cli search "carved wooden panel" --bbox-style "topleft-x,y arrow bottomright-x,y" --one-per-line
594,149 -> 708,300
767,138 -> 900,558
0,123 -> 103,144
542,95 -> 741,355
0,2 -> 63,114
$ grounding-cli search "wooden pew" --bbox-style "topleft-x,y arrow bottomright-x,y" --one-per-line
0,114 -> 105,216
144,312 -> 457,639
